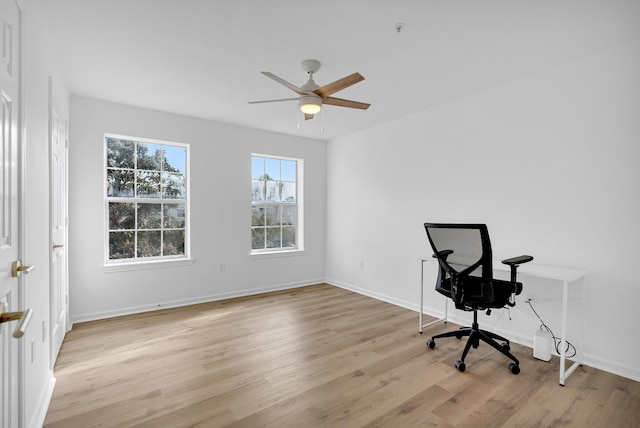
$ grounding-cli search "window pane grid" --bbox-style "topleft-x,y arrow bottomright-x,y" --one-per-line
106,135 -> 188,262
108,200 -> 186,260
107,201 -> 185,230
251,155 -> 299,252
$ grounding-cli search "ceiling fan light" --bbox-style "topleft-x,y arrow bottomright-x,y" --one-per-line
299,96 -> 322,114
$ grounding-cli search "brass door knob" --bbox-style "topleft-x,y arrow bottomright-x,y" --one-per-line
0,303 -> 34,338
12,260 -> 34,278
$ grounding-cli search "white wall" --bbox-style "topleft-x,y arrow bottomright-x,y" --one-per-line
22,1 -> 70,426
68,97 -> 326,322
326,38 -> 640,381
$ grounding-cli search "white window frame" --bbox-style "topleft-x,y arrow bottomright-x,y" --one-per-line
251,153 -> 304,255
104,133 -> 191,268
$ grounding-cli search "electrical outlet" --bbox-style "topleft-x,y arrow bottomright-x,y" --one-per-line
358,259 -> 364,270
218,263 -> 226,273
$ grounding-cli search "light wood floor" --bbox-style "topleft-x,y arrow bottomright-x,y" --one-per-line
44,284 -> 639,427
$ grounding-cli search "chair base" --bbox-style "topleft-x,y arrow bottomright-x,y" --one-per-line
426,312 -> 520,374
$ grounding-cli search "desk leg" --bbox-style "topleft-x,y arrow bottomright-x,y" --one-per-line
559,278 -> 582,386
419,260 -> 424,333
559,279 -> 568,385
419,259 -> 447,333
560,281 -> 584,386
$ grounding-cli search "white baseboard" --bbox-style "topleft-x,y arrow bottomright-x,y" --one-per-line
326,278 -> 419,313
71,278 -> 324,324
29,374 -> 56,428
582,353 -> 640,382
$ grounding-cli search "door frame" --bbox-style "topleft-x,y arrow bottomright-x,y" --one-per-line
48,75 -> 69,368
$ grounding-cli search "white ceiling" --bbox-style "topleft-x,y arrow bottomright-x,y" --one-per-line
39,0 -> 640,141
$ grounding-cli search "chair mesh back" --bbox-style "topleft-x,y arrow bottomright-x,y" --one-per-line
425,224 -> 492,281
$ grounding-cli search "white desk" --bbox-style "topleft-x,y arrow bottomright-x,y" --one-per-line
419,257 -> 586,386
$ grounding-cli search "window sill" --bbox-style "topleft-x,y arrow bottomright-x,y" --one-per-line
249,249 -> 305,260
103,257 -> 194,272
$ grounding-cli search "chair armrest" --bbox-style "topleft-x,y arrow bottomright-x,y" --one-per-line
501,255 -> 533,305
501,255 -> 533,266
432,249 -> 454,259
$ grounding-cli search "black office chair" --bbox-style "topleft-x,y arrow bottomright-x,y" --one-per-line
423,223 -> 533,374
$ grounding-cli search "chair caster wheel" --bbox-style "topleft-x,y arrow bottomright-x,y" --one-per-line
509,363 -> 520,375
501,342 -> 510,352
455,360 -> 466,372
426,339 -> 435,349
455,333 -> 463,339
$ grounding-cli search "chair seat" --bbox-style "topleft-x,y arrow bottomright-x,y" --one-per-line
436,276 -> 522,310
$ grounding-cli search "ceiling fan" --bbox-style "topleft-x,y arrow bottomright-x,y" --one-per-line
249,59 -> 370,120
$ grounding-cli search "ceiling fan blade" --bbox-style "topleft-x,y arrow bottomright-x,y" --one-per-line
248,97 -> 299,104
322,96 -> 370,110
261,71 -> 309,95
304,113 -> 315,120
314,72 -> 364,98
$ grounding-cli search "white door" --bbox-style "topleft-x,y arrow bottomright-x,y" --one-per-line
0,0 -> 23,427
49,80 -> 68,366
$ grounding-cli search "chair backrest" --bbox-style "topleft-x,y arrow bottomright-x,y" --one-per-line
424,223 -> 494,308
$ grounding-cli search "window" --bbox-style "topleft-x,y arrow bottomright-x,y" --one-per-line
251,155 -> 302,253
105,134 -> 189,263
